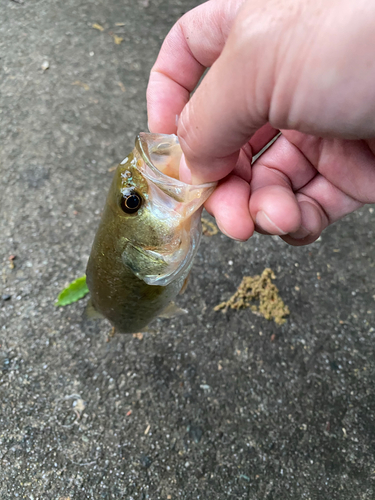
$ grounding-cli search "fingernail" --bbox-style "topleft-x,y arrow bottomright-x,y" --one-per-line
179,154 -> 192,184
218,224 -> 247,242
288,226 -> 311,240
255,211 -> 287,235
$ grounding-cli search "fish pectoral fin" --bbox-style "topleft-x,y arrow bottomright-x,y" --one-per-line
158,301 -> 188,319
85,299 -> 105,320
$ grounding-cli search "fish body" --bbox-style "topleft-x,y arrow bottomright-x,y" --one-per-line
86,133 -> 216,333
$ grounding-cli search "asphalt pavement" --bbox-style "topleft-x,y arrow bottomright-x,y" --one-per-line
1,0 -> 375,498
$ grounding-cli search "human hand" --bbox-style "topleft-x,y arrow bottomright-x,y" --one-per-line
147,0 -> 375,245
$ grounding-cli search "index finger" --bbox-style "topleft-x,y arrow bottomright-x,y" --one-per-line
146,0 -> 245,134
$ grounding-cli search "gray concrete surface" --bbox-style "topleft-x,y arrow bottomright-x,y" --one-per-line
1,0 -> 375,498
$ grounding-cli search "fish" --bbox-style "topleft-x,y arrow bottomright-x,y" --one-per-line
86,133 -> 216,333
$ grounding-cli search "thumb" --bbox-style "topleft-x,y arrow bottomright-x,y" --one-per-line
177,16 -> 270,184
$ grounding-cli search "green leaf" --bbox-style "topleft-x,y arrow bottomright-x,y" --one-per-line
55,275 -> 89,306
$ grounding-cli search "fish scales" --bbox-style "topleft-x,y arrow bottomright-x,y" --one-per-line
86,133 -> 216,333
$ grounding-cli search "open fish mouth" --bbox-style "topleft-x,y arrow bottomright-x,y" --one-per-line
136,133 -> 216,218
117,133 -> 217,287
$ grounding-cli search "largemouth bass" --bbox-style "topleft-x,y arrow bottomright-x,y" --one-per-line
86,133 -> 216,333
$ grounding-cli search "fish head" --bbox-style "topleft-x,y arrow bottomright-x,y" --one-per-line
108,133 -> 216,286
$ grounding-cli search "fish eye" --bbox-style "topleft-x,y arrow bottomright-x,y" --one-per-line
121,191 -> 142,214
